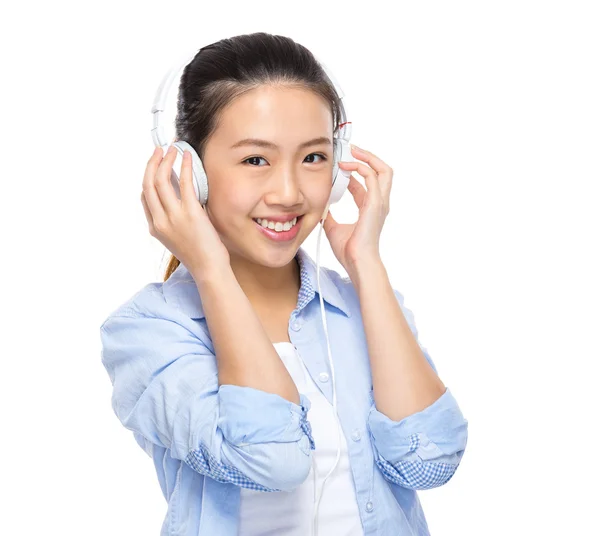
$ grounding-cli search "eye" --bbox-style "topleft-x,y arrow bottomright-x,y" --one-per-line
242,156 -> 268,166
242,153 -> 329,167
304,153 -> 328,164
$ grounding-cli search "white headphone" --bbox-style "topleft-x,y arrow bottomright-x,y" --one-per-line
150,45 -> 356,536
150,47 -> 354,218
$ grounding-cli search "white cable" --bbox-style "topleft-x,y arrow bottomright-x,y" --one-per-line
311,209 -> 343,536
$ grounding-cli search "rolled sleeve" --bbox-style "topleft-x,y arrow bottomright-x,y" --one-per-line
186,386 -> 316,492
218,385 -> 314,448
184,386 -> 315,493
368,387 -> 468,490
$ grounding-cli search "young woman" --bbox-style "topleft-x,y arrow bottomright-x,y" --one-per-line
100,32 -> 469,536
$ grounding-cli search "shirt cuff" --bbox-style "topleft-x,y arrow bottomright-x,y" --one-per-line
218,385 -> 314,448
367,387 -> 468,463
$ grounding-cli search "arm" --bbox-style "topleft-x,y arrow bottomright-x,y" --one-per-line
192,263 -> 300,404
349,257 -> 468,490
99,289 -> 314,493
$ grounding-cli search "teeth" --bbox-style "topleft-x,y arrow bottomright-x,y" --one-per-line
255,216 -> 298,232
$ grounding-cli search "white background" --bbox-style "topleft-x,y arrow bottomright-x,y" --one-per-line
2,0 -> 598,534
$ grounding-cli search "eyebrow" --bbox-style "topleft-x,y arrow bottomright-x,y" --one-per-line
230,136 -> 332,150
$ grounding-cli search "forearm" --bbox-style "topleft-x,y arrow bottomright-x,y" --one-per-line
191,265 -> 300,405
349,257 -> 446,422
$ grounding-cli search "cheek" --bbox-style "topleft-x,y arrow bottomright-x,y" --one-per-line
306,177 -> 333,206
208,184 -> 256,227
226,190 -> 258,222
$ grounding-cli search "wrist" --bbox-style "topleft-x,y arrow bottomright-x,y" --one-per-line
347,256 -> 386,290
190,262 -> 234,287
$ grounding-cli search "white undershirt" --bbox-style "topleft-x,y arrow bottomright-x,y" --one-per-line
238,342 -> 364,535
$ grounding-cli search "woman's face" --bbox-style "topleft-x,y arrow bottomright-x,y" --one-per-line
201,84 -> 335,268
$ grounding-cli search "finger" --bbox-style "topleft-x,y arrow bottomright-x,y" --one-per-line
322,208 -> 338,235
153,145 -> 182,214
347,174 -> 367,209
338,161 -> 381,201
142,145 -> 163,192
349,145 -> 392,177
179,150 -> 197,210
140,191 -> 154,230
350,145 -> 393,199
142,146 -> 168,220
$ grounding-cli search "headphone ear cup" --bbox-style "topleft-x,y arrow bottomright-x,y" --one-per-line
328,138 -> 353,206
171,140 -> 209,206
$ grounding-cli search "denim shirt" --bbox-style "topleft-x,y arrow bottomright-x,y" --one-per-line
99,246 -> 468,535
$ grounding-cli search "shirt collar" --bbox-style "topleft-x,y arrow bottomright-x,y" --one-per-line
163,246 -> 351,320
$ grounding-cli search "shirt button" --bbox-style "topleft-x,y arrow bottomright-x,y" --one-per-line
291,320 -> 301,331
365,501 -> 374,512
351,429 -> 361,441
318,372 -> 329,383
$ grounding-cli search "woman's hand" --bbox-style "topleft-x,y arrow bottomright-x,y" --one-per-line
141,145 -> 230,275
322,144 -> 393,274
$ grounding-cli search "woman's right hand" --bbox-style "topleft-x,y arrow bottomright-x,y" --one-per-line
141,145 -> 231,276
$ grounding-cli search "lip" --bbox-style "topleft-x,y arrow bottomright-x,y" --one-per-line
253,215 -> 304,242
253,213 -> 303,223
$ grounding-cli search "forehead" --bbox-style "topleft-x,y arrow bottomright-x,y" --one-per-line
215,85 -> 333,142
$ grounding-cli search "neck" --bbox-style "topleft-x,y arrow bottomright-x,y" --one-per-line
228,251 -> 301,306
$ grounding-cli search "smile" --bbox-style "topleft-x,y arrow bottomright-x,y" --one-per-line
252,215 -> 304,242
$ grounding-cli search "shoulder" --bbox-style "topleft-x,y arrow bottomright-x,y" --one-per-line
100,281 -> 168,320
327,268 -> 354,298
99,281 -> 206,340
100,283 -> 162,321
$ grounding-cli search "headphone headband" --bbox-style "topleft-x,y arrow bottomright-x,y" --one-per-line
150,46 -> 351,148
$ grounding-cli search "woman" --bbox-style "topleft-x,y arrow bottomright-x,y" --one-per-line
100,32 -> 468,536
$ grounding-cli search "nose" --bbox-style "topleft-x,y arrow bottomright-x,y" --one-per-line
264,166 -> 303,206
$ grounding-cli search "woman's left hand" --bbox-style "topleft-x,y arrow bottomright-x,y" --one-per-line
322,144 -> 393,274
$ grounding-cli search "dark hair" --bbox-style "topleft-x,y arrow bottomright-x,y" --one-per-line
162,31 -> 344,282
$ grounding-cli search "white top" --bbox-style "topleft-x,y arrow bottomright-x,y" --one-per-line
238,342 -> 364,535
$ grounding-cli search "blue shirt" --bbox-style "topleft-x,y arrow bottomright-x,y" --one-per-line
99,246 -> 468,535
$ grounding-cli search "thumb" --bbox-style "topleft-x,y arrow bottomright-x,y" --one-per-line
322,207 -> 337,236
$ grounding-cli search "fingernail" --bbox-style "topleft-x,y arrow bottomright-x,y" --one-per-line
351,144 -> 364,153
167,145 -> 175,155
